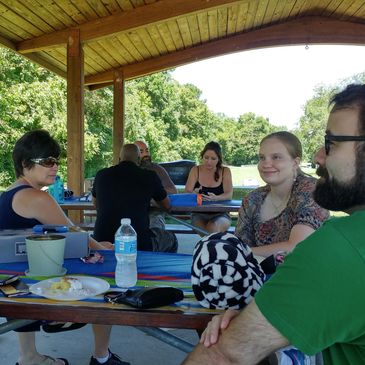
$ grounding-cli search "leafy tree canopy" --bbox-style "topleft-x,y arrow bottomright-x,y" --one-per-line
2,47 -> 350,187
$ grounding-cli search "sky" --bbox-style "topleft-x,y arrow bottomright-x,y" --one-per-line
171,45 -> 365,130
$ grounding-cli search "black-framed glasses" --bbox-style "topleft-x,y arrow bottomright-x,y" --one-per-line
30,157 -> 60,168
325,135 -> 365,155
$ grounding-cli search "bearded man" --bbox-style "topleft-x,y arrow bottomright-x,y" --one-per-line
134,140 -> 177,195
182,84 -> 365,365
134,140 -> 177,232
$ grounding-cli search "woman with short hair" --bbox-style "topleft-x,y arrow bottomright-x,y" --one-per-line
0,130 -> 127,365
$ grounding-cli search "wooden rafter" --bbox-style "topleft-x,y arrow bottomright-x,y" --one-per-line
85,16 -> 365,86
17,0 -> 244,54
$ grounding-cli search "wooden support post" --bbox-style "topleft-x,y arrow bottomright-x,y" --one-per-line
113,69 -> 125,165
67,29 -> 84,223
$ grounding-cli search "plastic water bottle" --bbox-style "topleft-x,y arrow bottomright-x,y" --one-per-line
49,175 -> 64,203
114,218 -> 137,288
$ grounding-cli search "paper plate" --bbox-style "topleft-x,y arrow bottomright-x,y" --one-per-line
29,275 -> 110,301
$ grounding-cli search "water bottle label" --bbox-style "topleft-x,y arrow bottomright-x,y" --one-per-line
115,239 -> 137,254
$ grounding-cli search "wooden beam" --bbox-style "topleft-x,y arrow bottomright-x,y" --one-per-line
17,0 -> 242,53
88,82 -> 113,91
67,29 -> 84,223
85,16 -> 365,86
113,70 -> 125,165
17,29 -> 69,54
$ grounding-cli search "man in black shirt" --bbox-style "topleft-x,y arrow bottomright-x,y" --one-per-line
92,144 -> 177,251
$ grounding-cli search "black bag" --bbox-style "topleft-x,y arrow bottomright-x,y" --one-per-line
104,286 -> 184,309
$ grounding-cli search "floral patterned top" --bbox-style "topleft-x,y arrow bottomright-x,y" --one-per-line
234,174 -> 330,247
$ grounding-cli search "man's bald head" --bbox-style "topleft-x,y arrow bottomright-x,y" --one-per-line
120,143 -> 140,164
134,140 -> 151,166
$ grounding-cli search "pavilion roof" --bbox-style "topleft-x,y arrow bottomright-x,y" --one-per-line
1,0 -> 365,89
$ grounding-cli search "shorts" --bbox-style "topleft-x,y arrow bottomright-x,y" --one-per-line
150,227 -> 178,253
191,212 -> 231,225
149,212 -> 166,230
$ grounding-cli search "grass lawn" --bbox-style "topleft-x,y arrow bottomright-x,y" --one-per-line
229,165 -> 264,186
229,164 -> 317,187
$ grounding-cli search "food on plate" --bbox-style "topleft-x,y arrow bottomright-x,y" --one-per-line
50,277 -> 83,292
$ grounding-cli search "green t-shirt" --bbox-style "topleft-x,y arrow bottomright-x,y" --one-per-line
255,211 -> 365,365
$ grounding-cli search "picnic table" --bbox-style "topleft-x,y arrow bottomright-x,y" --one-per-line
0,251 -> 221,352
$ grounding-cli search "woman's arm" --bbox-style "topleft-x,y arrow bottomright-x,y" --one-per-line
184,166 -> 199,193
251,224 -> 315,257
219,166 -> 233,200
13,188 -> 113,250
235,197 -> 255,245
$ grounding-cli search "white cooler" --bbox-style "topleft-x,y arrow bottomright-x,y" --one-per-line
0,229 -> 89,263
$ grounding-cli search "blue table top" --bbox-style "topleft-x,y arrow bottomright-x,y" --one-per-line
0,250 -> 193,283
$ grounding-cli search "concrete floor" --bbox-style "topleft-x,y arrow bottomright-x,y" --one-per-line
0,323 -> 200,365
0,234 -> 202,365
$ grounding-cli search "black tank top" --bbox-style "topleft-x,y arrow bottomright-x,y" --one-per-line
194,166 -> 224,195
0,185 -> 41,229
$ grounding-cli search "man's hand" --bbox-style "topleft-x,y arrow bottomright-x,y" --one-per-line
98,241 -> 114,250
89,239 -> 114,250
200,309 -> 240,347
182,301 -> 290,365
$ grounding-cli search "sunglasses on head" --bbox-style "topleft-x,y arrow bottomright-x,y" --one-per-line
30,157 -> 60,168
324,135 -> 365,155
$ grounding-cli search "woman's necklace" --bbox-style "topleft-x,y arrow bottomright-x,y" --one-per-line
269,191 -> 291,216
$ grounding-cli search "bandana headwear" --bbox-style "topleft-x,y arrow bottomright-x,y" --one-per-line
191,232 -> 265,309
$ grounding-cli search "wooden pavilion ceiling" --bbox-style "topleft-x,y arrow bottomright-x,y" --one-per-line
1,0 -> 365,89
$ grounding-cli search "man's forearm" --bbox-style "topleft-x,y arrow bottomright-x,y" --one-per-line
183,301 -> 289,365
166,185 -> 177,195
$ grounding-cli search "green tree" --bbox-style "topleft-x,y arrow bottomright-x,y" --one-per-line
125,75 -> 222,162
0,46 -> 306,188
0,48 -> 52,86
0,64 -> 68,183
220,113 -> 277,165
0,48 -> 113,184
84,87 -> 114,176
295,84 -> 333,163
296,73 -> 365,163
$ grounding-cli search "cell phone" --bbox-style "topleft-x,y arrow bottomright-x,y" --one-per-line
0,274 -> 19,286
0,276 -> 29,297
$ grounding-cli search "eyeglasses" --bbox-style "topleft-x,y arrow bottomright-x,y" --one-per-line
30,157 -> 60,168
325,135 -> 365,155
